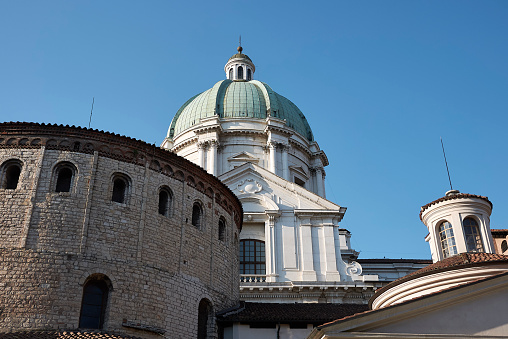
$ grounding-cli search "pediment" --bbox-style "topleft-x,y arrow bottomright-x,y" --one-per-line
289,165 -> 309,178
219,163 -> 343,211
227,151 -> 259,163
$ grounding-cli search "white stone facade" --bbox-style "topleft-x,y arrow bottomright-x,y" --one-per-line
163,49 -> 382,305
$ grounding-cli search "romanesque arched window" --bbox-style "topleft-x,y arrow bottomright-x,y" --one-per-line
79,275 -> 111,329
158,187 -> 172,217
463,217 -> 484,253
237,66 -> 243,80
438,221 -> 458,258
192,202 -> 203,228
111,174 -> 130,204
1,159 -> 22,189
197,299 -> 212,339
239,239 -> 265,275
54,162 -> 77,193
218,217 -> 226,241
247,68 -> 252,81
229,68 -> 233,80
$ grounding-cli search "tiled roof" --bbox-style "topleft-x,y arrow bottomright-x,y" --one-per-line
318,271 -> 508,331
217,301 -> 368,325
370,252 -> 508,305
491,229 -> 508,237
0,331 -> 144,339
419,193 -> 492,220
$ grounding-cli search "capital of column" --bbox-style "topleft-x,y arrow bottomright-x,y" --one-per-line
197,141 -> 208,150
279,143 -> 290,152
267,141 -> 278,149
209,140 -> 220,148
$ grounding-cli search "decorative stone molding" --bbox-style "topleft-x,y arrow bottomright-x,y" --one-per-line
237,179 -> 263,194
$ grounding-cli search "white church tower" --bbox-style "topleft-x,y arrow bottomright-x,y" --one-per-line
162,46 -> 379,303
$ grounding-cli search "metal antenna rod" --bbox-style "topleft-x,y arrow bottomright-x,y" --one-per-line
440,137 -> 453,190
88,97 -> 94,129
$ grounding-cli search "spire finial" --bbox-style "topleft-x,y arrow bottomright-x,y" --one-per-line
237,35 -> 243,53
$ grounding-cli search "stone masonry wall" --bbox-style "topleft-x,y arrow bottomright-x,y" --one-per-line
0,122 -> 243,339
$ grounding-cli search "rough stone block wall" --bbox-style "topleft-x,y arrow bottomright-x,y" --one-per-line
0,123 -> 243,339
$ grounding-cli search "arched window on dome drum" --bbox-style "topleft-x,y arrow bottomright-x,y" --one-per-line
158,188 -> 172,217
192,202 -> 203,228
218,217 -> 226,241
239,239 -> 265,276
111,174 -> 130,204
79,278 -> 110,329
54,162 -> 76,193
237,66 -> 243,80
439,221 -> 458,258
463,217 -> 484,253
1,160 -> 22,189
229,68 -> 233,80
247,68 -> 252,81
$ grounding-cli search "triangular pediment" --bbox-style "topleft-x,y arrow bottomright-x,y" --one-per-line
227,151 -> 259,163
218,163 -> 343,211
289,165 -> 309,178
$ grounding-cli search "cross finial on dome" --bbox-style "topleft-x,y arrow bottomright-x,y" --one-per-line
238,35 -> 243,53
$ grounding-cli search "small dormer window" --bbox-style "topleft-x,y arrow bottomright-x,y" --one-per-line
247,69 -> 252,81
238,66 -> 243,80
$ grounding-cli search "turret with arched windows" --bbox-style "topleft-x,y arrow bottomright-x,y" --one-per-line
420,189 -> 495,262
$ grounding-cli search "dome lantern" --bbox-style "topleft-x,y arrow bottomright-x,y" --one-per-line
225,45 -> 255,81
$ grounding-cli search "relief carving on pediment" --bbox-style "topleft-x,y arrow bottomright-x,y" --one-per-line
237,179 -> 263,194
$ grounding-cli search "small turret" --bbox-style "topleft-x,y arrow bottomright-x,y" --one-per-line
224,44 -> 255,81
420,190 -> 495,263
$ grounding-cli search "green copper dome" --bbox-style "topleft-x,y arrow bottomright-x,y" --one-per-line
168,80 -> 314,141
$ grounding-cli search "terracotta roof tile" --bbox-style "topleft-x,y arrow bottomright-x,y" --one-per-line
0,330 -> 144,339
370,252 -> 508,306
420,193 -> 492,220
217,301 -> 368,325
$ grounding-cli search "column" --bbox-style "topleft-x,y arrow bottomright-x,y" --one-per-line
281,144 -> 289,180
268,141 -> 277,174
208,140 -> 218,176
265,214 -> 277,282
299,217 -> 316,281
197,142 -> 206,169
316,168 -> 324,197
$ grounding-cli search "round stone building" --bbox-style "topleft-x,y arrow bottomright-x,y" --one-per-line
0,122 -> 243,338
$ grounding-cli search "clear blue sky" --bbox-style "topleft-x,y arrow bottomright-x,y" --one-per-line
1,1 -> 507,259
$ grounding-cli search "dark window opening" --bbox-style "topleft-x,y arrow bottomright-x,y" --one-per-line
218,218 -> 226,241
247,69 -> 252,81
197,299 -> 212,339
502,240 -> 508,253
159,189 -> 171,216
192,202 -> 202,228
294,177 -> 305,187
463,217 -> 484,253
229,68 -> 233,80
3,162 -> 21,189
239,239 -> 265,275
112,178 -> 127,203
55,167 -> 73,192
237,66 -> 243,79
79,279 -> 109,329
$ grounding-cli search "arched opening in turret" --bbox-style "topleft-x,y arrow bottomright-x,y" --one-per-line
228,68 -> 233,80
463,217 -> 484,253
238,66 -> 243,80
247,68 -> 252,81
